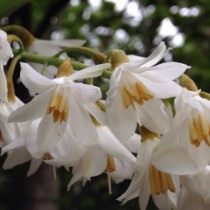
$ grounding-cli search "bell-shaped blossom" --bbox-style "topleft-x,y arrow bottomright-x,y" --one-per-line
152,88 -> 210,175
106,42 -> 189,141
9,62 -> 111,159
118,133 -> 178,210
0,96 -> 41,176
2,120 -> 42,176
0,30 -> 13,102
47,103 -> 136,190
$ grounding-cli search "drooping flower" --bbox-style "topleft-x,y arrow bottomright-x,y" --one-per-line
118,127 -> 178,210
152,88 -> 210,175
46,102 -> 137,191
9,61 -> 111,159
106,42 -> 189,141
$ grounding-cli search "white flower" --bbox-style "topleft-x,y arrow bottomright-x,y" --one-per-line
9,62 -> 111,158
152,88 -> 210,175
2,118 -> 42,176
118,135 -> 178,210
46,103 -> 136,190
106,42 -> 189,141
0,30 -> 13,102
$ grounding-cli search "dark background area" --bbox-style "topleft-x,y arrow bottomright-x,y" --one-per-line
0,0 -> 210,209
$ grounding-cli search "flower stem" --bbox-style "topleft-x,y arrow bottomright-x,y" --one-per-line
56,46 -> 107,63
20,51 -> 87,69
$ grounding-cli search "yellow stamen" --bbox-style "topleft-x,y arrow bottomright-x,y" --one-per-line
148,165 -> 175,195
121,81 -> 154,108
47,89 -> 69,123
106,155 -> 116,173
43,152 -> 54,160
189,114 -> 210,147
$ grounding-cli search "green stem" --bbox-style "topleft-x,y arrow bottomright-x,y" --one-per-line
20,51 -> 87,69
56,46 -> 107,63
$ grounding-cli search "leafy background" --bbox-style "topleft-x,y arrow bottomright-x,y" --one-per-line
0,0 -> 210,209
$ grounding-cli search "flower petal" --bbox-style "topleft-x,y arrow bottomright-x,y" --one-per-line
9,87 -> 53,122
29,39 -> 85,56
135,99 -> 171,134
71,83 -> 102,104
106,90 -> 137,141
27,159 -> 42,176
0,65 -> 8,102
136,74 -> 182,98
142,62 -> 189,81
20,62 -> 54,95
141,42 -> 166,67
3,147 -> 31,169
70,63 -> 111,81
97,126 -> 136,163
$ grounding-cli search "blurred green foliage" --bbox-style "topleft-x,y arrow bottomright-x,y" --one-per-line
0,0 -> 210,209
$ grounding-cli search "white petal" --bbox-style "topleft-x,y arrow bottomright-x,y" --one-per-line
36,114 -> 67,155
143,62 -> 189,81
0,37 -> 13,65
20,62 -> 54,95
84,103 -> 106,125
118,174 -> 141,203
27,159 -> 42,176
111,159 -> 135,183
106,90 -> 137,141
0,66 -> 8,102
135,99 -> 171,134
29,39 -> 85,56
69,98 -> 98,145
81,146 -> 107,178
177,187 -> 210,210
9,87 -> 53,122
97,126 -> 136,163
153,193 -> 177,210
138,174 -> 151,210
71,83 -> 102,104
3,147 -> 31,169
123,133 -> 141,153
141,42 -> 166,67
70,63 -> 111,81
67,164 -> 83,190
136,74 -> 182,98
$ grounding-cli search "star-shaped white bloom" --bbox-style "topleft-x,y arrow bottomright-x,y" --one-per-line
106,42 -> 189,141
46,103 -> 137,191
9,62 -> 111,158
152,88 -> 210,175
118,136 -> 178,210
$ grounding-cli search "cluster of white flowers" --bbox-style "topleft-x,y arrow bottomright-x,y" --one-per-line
1,27 -> 210,210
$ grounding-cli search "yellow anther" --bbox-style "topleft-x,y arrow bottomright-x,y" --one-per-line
106,155 -> 116,173
121,81 -> 154,108
149,165 -> 175,195
47,89 -> 69,123
189,114 -> 210,147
